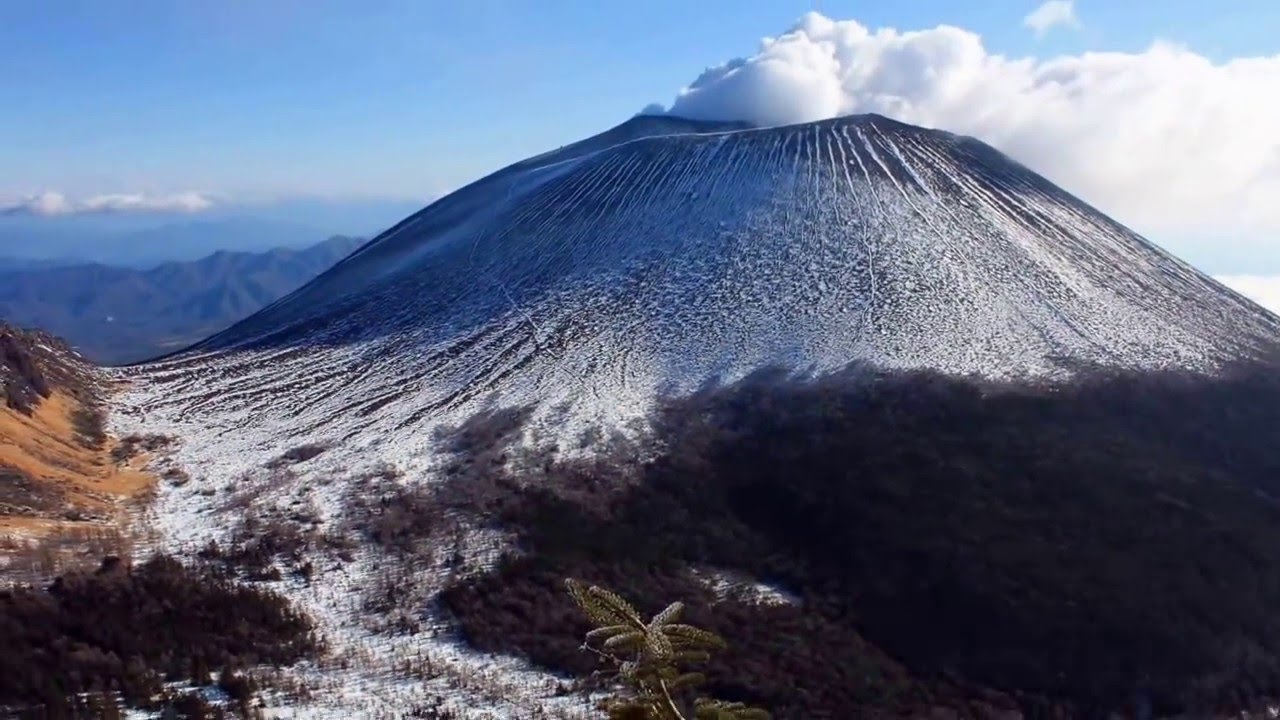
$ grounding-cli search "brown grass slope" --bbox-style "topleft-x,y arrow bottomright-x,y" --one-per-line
0,323 -> 153,535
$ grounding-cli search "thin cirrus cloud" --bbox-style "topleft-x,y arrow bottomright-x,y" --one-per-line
1024,1 -> 1080,37
0,191 -> 216,217
651,12 -> 1280,259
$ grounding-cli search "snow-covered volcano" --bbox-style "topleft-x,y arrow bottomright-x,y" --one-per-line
119,113 -> 1280,469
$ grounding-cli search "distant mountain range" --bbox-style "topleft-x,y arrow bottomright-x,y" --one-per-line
0,217 -> 334,268
0,235 -> 362,364
0,256 -> 85,271
0,200 -> 424,267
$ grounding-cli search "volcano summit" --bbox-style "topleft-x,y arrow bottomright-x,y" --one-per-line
121,114 -> 1280,466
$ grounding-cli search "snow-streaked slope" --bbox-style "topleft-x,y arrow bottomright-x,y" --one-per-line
118,113 -> 1280,477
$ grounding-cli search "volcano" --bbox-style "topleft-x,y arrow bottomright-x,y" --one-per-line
120,114 -> 1280,467
111,114 -> 1280,718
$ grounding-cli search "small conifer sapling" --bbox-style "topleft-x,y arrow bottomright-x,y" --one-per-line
565,578 -> 769,720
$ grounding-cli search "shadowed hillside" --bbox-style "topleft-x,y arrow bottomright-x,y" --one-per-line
380,361 -> 1280,718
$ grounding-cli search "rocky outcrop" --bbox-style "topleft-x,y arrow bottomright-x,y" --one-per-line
1,324 -> 100,414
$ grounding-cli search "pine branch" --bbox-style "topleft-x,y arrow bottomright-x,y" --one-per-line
564,578 -> 770,720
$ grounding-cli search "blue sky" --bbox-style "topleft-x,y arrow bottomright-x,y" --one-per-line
2,0 -> 1279,291
3,0 -> 1277,201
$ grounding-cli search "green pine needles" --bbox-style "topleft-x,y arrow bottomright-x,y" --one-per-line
565,578 -> 770,720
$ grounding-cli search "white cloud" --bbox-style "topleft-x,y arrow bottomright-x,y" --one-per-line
0,191 -> 215,217
1216,275 -> 1280,316
1024,1 -> 1080,37
655,13 -> 1280,257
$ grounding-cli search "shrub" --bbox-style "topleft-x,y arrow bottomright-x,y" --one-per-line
70,404 -> 107,450
266,443 -> 330,468
198,515 -> 310,581
0,555 -> 317,715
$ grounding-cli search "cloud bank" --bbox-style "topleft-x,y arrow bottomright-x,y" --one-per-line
1216,275 -> 1280,316
654,13 -> 1280,249
0,191 -> 215,217
1024,1 -> 1079,37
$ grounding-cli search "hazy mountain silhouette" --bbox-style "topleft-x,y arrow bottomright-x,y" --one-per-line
0,257 -> 87,271
0,216 -> 338,267
0,236 -> 362,364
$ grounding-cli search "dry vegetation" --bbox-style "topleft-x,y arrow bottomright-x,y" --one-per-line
0,523 -> 135,587
198,495 -> 357,584
0,394 -> 155,524
1,326 -> 164,617
1,324 -> 160,550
